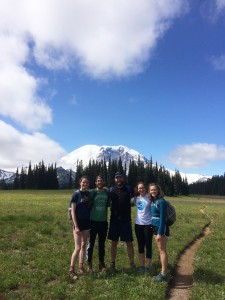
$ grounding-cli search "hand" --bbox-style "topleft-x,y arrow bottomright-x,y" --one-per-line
75,227 -> 80,234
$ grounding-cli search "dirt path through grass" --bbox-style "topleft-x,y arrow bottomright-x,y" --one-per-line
167,212 -> 212,300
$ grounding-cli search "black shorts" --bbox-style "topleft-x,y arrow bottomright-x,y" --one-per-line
152,225 -> 169,237
108,220 -> 133,242
75,219 -> 91,231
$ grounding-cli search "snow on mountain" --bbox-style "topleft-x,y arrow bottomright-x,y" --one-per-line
0,169 -> 15,184
59,144 -> 148,170
58,144 -> 211,184
0,145 -> 211,185
170,170 -> 211,184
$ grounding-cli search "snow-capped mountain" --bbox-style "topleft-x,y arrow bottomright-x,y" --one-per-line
58,144 -> 211,184
59,145 -> 148,170
0,145 -> 211,185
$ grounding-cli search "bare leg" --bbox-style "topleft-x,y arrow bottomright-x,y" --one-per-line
155,235 -> 168,274
70,229 -> 81,269
111,240 -> 118,262
126,241 -> 134,264
78,230 -> 89,268
145,258 -> 151,269
138,253 -> 145,267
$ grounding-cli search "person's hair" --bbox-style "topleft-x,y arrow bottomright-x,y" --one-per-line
134,181 -> 146,196
95,175 -> 103,182
79,175 -> 90,184
148,183 -> 164,200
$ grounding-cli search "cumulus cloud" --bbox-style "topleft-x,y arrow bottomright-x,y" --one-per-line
167,143 -> 225,169
0,34 -> 52,131
1,0 -> 189,77
0,120 -> 66,172
0,0 -> 189,168
0,0 -> 189,130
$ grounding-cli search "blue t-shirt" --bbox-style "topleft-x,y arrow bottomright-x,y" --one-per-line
71,190 -> 90,220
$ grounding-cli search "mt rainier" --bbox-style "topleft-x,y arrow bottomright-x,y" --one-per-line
58,144 -> 210,184
59,145 -> 148,170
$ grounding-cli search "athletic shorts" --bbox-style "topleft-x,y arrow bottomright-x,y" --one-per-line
152,225 -> 169,237
108,220 -> 133,242
75,219 -> 91,231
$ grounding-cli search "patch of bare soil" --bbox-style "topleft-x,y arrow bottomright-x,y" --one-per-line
166,215 -> 212,300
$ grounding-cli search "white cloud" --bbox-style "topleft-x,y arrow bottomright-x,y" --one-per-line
216,0 -> 225,12
200,0 -> 225,22
0,0 -> 189,78
0,0 -> 190,170
167,143 -> 225,169
0,120 -> 66,172
70,94 -> 78,106
210,54 -> 225,70
0,34 -> 52,131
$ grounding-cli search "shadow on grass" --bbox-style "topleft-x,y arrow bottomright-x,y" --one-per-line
193,267 -> 225,284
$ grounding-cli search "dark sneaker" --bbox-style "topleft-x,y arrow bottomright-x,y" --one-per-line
99,262 -> 107,273
77,267 -> 86,274
145,267 -> 151,274
109,263 -> 116,273
69,270 -> 78,280
153,273 -> 167,282
138,266 -> 145,274
130,262 -> 136,272
87,263 -> 93,273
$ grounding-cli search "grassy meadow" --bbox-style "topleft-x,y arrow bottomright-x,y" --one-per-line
0,190 -> 224,300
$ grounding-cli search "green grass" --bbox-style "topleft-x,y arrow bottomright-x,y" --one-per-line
0,191 -> 224,299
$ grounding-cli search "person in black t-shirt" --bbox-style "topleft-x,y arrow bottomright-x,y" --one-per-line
108,172 -> 135,272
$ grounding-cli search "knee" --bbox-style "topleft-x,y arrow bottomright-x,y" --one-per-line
75,245 -> 81,253
81,242 -> 87,250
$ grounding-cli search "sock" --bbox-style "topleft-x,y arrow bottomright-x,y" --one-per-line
70,266 -> 74,272
79,262 -> 83,269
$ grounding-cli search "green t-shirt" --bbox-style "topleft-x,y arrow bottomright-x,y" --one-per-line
90,189 -> 110,221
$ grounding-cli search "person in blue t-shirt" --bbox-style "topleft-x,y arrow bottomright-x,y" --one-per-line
149,183 -> 169,282
69,176 -> 91,279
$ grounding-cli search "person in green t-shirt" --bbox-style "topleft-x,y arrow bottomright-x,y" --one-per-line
86,175 -> 110,272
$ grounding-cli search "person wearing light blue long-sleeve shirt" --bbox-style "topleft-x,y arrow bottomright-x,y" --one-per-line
151,198 -> 168,236
149,183 -> 169,282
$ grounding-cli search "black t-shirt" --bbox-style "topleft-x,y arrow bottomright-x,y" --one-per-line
109,185 -> 132,221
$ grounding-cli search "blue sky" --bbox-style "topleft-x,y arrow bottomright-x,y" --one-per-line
1,0 -> 225,176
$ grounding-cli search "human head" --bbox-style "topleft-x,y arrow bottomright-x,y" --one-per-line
95,175 -> 104,189
79,176 -> 90,191
148,183 -> 164,200
135,182 -> 147,197
115,171 -> 124,187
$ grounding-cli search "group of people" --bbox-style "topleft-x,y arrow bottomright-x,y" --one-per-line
69,172 -> 169,282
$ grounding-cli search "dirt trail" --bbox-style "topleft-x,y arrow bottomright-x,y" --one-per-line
166,212 -> 212,300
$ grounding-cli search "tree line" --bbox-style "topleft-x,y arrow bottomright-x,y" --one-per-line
189,174 -> 225,196
13,161 -> 59,190
75,157 -> 189,196
1,158 -> 190,196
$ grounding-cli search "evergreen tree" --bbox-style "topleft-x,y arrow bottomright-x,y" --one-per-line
13,168 -> 20,189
